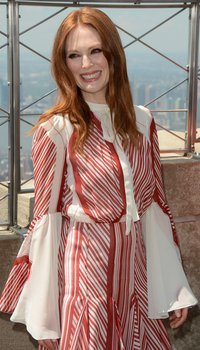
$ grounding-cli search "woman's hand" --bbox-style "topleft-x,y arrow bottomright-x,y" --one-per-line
38,339 -> 57,350
169,307 -> 188,329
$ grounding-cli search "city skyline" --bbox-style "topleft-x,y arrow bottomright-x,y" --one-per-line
0,3 -> 199,183
0,57 -> 196,153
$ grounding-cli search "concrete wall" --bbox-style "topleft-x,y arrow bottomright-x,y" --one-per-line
162,158 -> 200,350
0,158 -> 199,350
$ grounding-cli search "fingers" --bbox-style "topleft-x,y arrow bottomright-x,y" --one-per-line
169,307 -> 188,329
38,339 -> 57,350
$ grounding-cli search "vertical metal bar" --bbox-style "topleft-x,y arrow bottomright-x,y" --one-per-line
8,0 -> 20,226
187,2 -> 199,152
186,8 -> 192,152
7,0 -> 14,226
13,1 -> 20,223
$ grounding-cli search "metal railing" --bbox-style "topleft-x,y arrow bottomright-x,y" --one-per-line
0,0 -> 199,228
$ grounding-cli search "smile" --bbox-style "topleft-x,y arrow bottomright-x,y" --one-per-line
81,71 -> 101,81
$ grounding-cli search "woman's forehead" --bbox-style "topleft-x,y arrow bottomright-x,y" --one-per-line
66,24 -> 102,51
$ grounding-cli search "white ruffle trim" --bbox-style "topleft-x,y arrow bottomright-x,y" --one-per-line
115,136 -> 139,234
141,202 -> 198,319
10,213 -> 62,340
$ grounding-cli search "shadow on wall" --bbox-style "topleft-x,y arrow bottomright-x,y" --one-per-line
0,312 -> 37,349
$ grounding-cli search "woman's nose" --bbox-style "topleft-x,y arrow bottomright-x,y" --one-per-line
82,55 -> 93,68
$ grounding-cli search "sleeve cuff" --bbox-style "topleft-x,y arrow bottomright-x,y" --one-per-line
141,202 -> 198,319
10,213 -> 62,340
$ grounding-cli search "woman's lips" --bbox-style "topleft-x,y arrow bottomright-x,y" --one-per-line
81,71 -> 101,82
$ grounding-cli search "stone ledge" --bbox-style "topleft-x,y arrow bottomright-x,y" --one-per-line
0,231 -> 19,241
162,157 -> 200,217
17,192 -> 34,228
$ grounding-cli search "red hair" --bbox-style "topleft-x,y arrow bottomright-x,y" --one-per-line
34,7 -> 139,149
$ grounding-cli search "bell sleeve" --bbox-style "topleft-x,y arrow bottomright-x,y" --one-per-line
0,116 -> 67,340
141,113 -> 198,319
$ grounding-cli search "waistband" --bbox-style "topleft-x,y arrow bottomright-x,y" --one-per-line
66,211 -> 126,224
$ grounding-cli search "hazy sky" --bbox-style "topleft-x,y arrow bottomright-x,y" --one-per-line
0,4 -> 190,59
0,3 -> 199,152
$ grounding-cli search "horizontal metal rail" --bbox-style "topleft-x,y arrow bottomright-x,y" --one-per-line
156,123 -> 186,142
14,0 -> 199,5
14,3 -> 194,9
160,149 -> 188,153
0,0 -> 195,8
15,0 -> 200,3
20,113 -> 42,116
151,109 -> 188,112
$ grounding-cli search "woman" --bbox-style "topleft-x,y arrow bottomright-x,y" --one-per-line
0,7 -> 197,350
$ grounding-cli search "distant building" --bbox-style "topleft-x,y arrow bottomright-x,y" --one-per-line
135,83 -> 146,106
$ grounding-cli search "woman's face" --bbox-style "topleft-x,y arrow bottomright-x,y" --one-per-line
66,24 -> 109,104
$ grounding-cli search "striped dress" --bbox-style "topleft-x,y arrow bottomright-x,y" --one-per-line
0,104 -> 197,350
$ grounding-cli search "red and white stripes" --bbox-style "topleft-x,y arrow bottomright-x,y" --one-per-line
0,110 -> 178,349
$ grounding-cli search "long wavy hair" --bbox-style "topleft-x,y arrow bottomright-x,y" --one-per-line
34,7 -> 140,150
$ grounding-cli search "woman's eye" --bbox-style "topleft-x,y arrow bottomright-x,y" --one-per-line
68,53 -> 80,59
91,48 -> 102,54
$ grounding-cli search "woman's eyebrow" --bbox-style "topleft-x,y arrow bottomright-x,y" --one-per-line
67,43 -> 102,53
